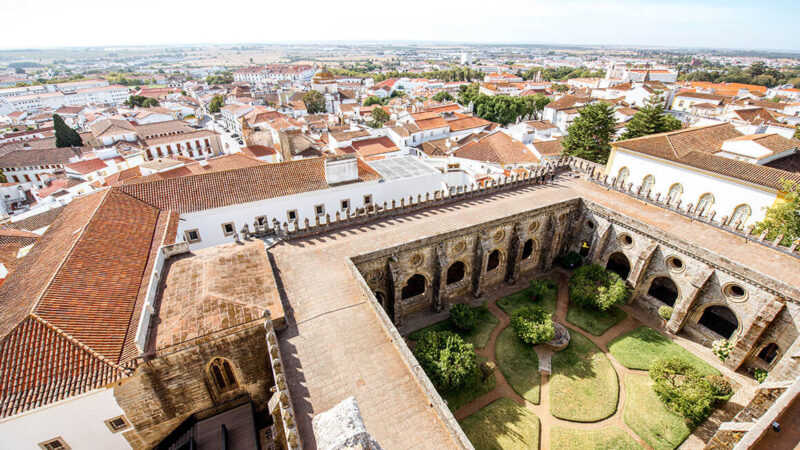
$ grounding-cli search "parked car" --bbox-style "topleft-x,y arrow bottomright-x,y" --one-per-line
237,139 -> 243,145
231,133 -> 239,138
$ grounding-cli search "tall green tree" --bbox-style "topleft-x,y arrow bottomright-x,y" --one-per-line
208,94 -> 225,113
620,96 -> 682,140
363,96 -> 383,106
53,114 -> 83,148
368,107 -> 390,128
432,91 -> 454,102
303,90 -> 326,114
754,180 -> 800,245
562,102 -> 616,164
142,97 -> 159,108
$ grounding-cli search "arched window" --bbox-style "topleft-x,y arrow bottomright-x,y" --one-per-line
521,239 -> 535,260
401,274 -> 426,299
757,343 -> 780,365
606,252 -> 631,279
730,204 -> 751,227
208,358 -> 238,393
579,240 -> 591,257
697,193 -> 714,215
617,167 -> 630,186
487,250 -> 501,271
641,175 -> 655,195
647,276 -> 679,306
446,261 -> 466,285
667,183 -> 683,204
698,305 -> 739,339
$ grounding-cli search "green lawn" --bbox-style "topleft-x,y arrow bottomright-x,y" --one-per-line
408,306 -> 499,349
440,356 -> 496,412
495,327 -> 541,404
550,332 -> 619,422
624,374 -> 692,450
551,426 -> 641,450
459,398 -> 540,450
497,281 -> 558,316
608,326 -> 721,376
566,303 -> 626,336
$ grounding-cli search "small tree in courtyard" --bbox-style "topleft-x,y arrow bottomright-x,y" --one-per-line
569,264 -> 629,311
511,306 -> 555,345
303,90 -> 326,114
450,303 -> 478,331
413,331 -> 476,390
368,107 -> 390,128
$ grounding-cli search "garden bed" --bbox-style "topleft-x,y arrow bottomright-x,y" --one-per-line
459,398 -> 540,450
440,356 -> 496,412
550,426 -> 640,450
495,327 -> 541,404
608,326 -> 720,375
408,307 -> 499,349
623,374 -> 692,450
497,281 -> 557,316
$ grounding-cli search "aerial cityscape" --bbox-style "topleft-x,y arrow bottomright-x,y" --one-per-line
1,2 -> 800,450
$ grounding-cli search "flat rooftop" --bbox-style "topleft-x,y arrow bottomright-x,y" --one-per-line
269,175 -> 800,448
149,240 -> 284,353
367,156 -> 440,181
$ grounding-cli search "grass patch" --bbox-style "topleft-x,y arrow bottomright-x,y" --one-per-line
459,398 -> 540,450
624,374 -> 692,450
495,327 -> 541,404
408,307 -> 499,349
609,326 -> 720,376
550,332 -> 619,422
551,426 -> 641,450
497,282 -> 557,316
566,303 -> 626,336
440,356 -> 496,412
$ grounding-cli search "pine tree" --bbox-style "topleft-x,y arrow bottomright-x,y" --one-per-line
53,114 -> 83,148
620,96 -> 682,140
562,102 -> 617,164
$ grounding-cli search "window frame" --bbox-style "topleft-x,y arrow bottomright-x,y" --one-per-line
287,209 -> 298,222
221,222 -> 235,236
184,229 -> 201,243
314,204 -> 325,217
363,194 -> 373,206
104,415 -> 131,433
38,437 -> 70,450
255,215 -> 268,226
340,198 -> 350,211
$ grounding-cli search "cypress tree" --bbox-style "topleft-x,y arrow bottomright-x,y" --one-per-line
53,114 -> 83,148
562,102 -> 617,164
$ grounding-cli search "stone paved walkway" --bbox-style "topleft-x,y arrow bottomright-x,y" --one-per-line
412,269 -> 758,450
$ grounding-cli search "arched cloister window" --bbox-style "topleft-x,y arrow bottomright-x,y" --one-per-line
401,274 -> 426,299
667,183 -> 683,204
698,305 -> 739,339
521,239 -> 535,260
208,358 -> 238,393
487,250 -> 501,271
606,252 -> 631,279
647,276 -> 679,306
757,343 -> 780,365
729,204 -> 751,227
617,167 -> 630,186
641,175 -> 655,195
446,261 -> 466,285
697,193 -> 714,215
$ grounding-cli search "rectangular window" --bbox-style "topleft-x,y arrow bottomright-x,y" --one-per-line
104,416 -> 130,433
340,199 -> 350,211
23,174 -> 31,182
363,194 -> 373,206
221,222 -> 235,236
184,229 -> 201,243
166,145 -> 172,154
287,209 -> 298,222
255,216 -> 267,226
314,204 -> 325,216
38,438 -> 70,450
204,138 -> 210,147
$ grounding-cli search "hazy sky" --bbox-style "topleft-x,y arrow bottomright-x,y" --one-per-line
2,0 -> 799,51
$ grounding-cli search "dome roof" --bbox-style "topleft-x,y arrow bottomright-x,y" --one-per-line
312,67 -> 336,83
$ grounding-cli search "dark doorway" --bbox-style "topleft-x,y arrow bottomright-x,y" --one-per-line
606,252 -> 631,280
374,291 -> 393,321
521,239 -> 534,260
446,261 -> 466,284
401,274 -> 426,299
757,343 -> 780,365
487,250 -> 501,271
579,241 -> 591,257
698,305 -> 739,339
647,276 -> 679,306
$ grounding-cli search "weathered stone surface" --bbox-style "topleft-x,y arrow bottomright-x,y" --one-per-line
312,396 -> 383,450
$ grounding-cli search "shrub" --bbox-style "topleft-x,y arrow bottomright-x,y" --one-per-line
569,264 -> 630,311
706,375 -> 733,398
510,306 -> 555,345
753,368 -> 768,383
413,331 -> 476,390
530,279 -> 552,301
559,251 -> 582,269
450,303 -> 478,331
712,339 -> 734,362
650,357 -> 717,424
658,306 -> 674,321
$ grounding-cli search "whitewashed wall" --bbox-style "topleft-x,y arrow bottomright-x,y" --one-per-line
607,149 -> 777,227
0,388 -> 131,449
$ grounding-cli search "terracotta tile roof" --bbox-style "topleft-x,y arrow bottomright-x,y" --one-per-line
674,91 -> 727,103
143,129 -> 216,146
532,138 -> 564,157
4,206 -> 65,232
134,120 -> 195,139
349,137 -> 400,158
731,107 -> 776,124
0,229 -> 39,246
329,129 -> 370,142
0,146 -> 84,169
454,132 -> 540,165
546,95 -> 593,111
35,178 -> 86,198
119,157 -> 381,214
678,151 -> 800,190
241,145 -> 277,158
525,120 -> 557,130
65,158 -> 107,175
126,154 -> 266,185
415,117 -> 449,131
725,133 -> 800,154
447,116 -> 492,132
88,118 -> 135,138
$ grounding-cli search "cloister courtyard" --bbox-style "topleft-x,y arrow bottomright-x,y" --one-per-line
400,269 -> 759,450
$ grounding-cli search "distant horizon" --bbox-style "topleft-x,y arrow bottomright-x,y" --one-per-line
2,0 -> 799,53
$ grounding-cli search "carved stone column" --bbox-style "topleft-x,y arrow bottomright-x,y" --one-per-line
629,241 -> 658,289
505,222 -> 524,285
587,222 -> 611,263
665,265 -> 714,334
726,298 -> 784,369
471,230 -> 492,298
541,213 -> 565,271
387,256 -> 403,326
432,243 -> 447,312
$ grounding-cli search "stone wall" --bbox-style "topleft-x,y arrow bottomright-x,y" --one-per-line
114,321 -> 273,449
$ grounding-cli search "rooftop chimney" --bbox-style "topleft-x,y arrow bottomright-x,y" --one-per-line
324,155 -> 359,185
